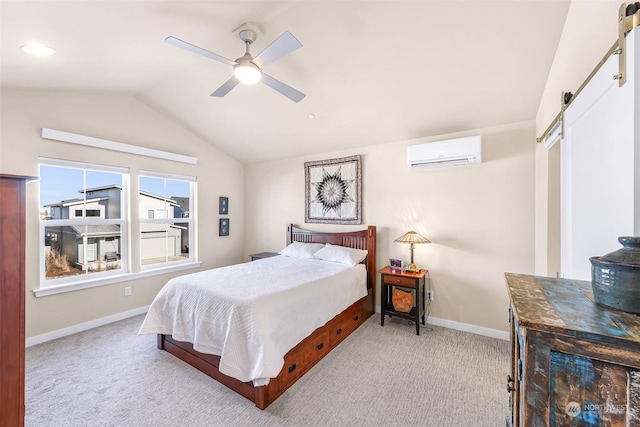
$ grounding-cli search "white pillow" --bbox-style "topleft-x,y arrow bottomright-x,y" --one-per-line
312,243 -> 368,266
279,241 -> 326,259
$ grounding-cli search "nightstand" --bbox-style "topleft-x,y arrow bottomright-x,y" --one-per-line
248,252 -> 280,261
379,266 -> 428,335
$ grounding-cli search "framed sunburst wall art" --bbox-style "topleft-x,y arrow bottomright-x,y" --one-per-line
304,155 -> 361,224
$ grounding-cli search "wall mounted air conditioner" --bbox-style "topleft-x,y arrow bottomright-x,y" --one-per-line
407,135 -> 482,169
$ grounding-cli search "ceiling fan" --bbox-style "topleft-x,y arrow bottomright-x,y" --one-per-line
166,26 -> 305,103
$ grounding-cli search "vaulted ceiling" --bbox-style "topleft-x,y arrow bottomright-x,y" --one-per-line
1,1 -> 571,164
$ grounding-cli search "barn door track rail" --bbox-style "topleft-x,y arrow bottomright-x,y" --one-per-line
537,2 -> 640,144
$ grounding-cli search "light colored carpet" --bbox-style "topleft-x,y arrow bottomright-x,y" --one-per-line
25,314 -> 509,426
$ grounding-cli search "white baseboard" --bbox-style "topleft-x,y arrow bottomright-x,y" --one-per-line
26,305 -> 150,347
375,305 -> 509,341
426,316 -> 509,341
27,304 -> 509,347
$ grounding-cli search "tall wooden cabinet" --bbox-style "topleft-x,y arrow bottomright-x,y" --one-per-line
1,174 -> 34,427
505,273 -> 640,427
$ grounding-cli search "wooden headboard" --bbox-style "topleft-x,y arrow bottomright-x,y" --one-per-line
286,224 -> 377,313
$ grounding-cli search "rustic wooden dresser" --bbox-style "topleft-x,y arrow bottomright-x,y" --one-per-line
505,273 -> 640,427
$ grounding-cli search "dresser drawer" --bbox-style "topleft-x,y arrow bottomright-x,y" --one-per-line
277,330 -> 330,390
382,274 -> 416,287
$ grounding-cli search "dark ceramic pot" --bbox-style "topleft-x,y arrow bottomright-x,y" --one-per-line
589,236 -> 640,315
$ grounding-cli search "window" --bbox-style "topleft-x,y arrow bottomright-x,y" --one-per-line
37,158 -> 199,296
39,159 -> 128,286
139,172 -> 195,269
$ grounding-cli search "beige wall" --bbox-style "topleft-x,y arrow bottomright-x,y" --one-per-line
2,89 -> 534,338
245,121 -> 535,332
534,0 -> 622,274
6,0 -> 619,338
0,89 -> 245,338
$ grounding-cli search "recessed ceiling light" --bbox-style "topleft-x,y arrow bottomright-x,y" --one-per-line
307,114 -> 316,120
21,44 -> 55,56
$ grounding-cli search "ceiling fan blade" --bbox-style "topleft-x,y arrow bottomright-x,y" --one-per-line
261,73 -> 306,103
165,36 -> 236,66
252,31 -> 302,69
211,76 -> 240,97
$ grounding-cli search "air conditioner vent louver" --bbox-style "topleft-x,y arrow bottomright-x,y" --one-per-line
407,135 -> 482,169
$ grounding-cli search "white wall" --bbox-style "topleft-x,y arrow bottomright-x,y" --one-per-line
0,89 -> 245,338
245,121 -> 535,332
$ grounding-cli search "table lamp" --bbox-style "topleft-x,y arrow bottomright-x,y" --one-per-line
394,231 -> 431,272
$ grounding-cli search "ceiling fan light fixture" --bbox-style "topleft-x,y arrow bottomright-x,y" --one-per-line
21,44 -> 55,56
234,61 -> 261,85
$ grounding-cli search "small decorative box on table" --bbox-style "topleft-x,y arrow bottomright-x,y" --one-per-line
379,266 -> 428,335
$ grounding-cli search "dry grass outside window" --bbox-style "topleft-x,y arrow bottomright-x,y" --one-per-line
45,248 -> 70,277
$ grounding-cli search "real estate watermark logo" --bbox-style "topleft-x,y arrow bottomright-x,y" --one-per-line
565,401 -> 627,418
565,401 -> 581,418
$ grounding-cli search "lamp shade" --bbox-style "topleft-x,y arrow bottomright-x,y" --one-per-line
394,231 -> 431,245
394,231 -> 430,272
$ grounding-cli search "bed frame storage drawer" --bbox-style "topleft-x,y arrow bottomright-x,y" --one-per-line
329,305 -> 363,347
278,330 -> 330,390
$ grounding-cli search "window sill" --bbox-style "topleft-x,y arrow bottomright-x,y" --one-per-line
33,261 -> 202,297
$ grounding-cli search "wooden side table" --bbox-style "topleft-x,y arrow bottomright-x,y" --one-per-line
248,252 -> 280,261
379,266 -> 428,335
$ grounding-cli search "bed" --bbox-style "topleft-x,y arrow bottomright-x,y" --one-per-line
140,223 -> 376,409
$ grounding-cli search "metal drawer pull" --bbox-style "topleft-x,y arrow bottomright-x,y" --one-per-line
506,374 -> 515,392
288,363 -> 297,373
353,315 -> 359,321
336,328 -> 342,335
317,342 -> 324,350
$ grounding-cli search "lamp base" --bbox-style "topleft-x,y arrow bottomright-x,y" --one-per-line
405,263 -> 420,273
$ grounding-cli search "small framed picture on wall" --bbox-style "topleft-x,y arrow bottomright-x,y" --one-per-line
219,197 -> 229,215
219,218 -> 229,236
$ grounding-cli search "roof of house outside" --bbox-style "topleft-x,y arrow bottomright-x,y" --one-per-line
70,224 -> 120,236
62,197 -> 108,207
139,190 -> 180,206
44,187 -> 186,208
79,185 -> 123,193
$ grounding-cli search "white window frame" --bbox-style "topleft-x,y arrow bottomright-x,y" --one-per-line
138,170 -> 197,272
38,158 -> 130,290
34,159 -> 200,297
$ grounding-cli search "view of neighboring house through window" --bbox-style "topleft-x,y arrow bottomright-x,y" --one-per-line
37,158 -> 198,294
38,158 -> 197,293
39,159 -> 128,285
139,172 -> 194,268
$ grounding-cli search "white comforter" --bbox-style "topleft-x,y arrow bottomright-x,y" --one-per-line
139,256 -> 367,386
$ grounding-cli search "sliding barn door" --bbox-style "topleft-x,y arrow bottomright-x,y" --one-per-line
561,28 -> 640,280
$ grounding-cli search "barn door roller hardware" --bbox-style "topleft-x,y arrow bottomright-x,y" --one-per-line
537,2 -> 640,143
614,2 -> 640,85
535,91 -> 572,146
